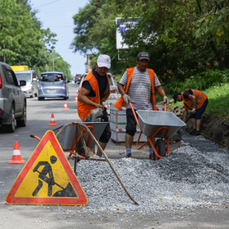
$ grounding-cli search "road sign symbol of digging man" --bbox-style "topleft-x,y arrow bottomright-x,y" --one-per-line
32,155 -> 77,197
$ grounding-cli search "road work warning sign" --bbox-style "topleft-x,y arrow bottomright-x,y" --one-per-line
6,130 -> 88,205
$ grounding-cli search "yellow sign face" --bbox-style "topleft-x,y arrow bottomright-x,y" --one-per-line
15,140 -> 72,198
6,130 -> 88,205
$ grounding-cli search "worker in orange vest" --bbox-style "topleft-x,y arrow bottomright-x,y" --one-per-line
173,89 -> 208,136
78,54 -> 111,156
114,51 -> 168,159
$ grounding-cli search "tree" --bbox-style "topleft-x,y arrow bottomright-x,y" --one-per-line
112,0 -> 229,77
0,0 -> 73,80
71,0 -> 128,74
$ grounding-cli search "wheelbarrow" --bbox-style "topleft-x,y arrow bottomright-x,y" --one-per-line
129,103 -> 186,160
31,121 -> 139,205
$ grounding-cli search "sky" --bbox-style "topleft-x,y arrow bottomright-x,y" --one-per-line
30,0 -> 90,77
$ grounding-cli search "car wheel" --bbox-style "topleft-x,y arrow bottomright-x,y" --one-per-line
38,97 -> 44,100
3,105 -> 16,133
17,103 -> 27,127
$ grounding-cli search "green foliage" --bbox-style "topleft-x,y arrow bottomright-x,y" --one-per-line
71,0 -> 127,74
72,0 -> 229,79
182,69 -> 229,90
163,69 -> 229,96
0,0 -> 71,79
204,83 -> 229,118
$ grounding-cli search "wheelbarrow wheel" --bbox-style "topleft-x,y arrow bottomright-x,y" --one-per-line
153,139 -> 166,160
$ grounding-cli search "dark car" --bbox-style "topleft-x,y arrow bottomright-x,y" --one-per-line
0,62 -> 27,132
74,74 -> 82,83
76,74 -> 83,84
38,72 -> 69,100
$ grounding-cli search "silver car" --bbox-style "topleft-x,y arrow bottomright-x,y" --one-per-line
38,72 -> 69,100
15,70 -> 38,98
0,62 -> 27,133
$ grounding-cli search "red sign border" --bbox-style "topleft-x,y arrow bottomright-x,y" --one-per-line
6,130 -> 88,205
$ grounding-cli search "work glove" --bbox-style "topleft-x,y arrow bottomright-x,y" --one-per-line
91,107 -> 103,122
163,96 -> 168,105
123,94 -> 130,104
190,108 -> 196,114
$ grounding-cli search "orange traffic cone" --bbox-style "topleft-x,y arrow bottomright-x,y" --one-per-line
63,101 -> 69,109
74,95 -> 78,102
8,141 -> 25,164
49,113 -> 57,126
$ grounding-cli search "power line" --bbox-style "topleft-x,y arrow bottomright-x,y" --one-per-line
33,0 -> 62,8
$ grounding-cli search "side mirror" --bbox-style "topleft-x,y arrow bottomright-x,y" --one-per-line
19,80 -> 26,86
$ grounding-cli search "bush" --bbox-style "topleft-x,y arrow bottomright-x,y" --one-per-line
162,69 -> 229,96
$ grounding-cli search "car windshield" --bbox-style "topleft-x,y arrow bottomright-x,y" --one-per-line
40,73 -> 63,82
15,73 -> 31,83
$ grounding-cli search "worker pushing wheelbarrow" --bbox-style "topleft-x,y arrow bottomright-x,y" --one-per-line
114,51 -> 186,159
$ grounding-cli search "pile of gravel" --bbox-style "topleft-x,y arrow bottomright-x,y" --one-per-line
75,130 -> 229,214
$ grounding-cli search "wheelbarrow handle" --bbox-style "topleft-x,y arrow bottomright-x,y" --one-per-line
164,103 -> 167,111
129,102 -> 141,130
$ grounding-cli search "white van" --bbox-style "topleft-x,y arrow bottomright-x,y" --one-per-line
15,70 -> 38,98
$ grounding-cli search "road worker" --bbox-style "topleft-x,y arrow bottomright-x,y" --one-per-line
77,54 -> 111,156
114,51 -> 168,159
173,89 -> 208,136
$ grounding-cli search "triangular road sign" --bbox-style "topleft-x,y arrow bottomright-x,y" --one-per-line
6,130 -> 88,205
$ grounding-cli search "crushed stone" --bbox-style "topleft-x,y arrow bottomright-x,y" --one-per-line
75,129 -> 229,214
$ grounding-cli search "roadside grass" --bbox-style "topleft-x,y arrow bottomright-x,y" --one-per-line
168,83 -> 229,121
203,83 -> 229,119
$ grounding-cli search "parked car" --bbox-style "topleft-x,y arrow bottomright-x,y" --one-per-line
0,62 -> 27,133
74,74 -> 82,83
78,73 -> 120,114
38,72 -> 69,100
15,70 -> 38,98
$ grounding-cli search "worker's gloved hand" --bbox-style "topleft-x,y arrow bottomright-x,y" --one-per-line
163,96 -> 168,105
191,108 -> 196,114
91,107 -> 103,122
123,94 -> 130,104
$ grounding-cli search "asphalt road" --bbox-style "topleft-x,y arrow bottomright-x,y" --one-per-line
0,83 -> 229,229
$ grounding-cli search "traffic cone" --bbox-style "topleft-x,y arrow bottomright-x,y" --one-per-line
8,141 -> 25,164
63,101 -> 69,110
74,95 -> 78,102
49,113 -> 57,126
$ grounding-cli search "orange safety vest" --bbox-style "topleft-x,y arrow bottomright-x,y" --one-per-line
114,67 -> 158,110
77,70 -> 110,121
181,89 -> 207,110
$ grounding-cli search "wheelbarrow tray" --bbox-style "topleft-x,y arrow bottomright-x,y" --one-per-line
53,122 -> 109,150
136,110 -> 186,138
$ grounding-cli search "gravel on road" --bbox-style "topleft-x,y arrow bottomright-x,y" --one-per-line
75,129 -> 229,215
